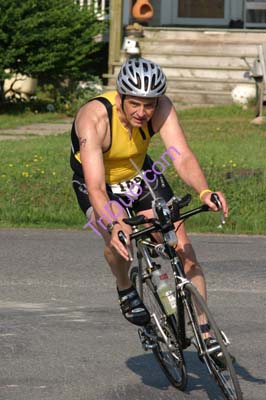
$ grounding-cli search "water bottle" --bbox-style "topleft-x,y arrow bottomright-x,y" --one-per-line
151,266 -> 176,316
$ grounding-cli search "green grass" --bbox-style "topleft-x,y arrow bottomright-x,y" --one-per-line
149,104 -> 266,234
0,104 -> 265,234
0,133 -> 84,228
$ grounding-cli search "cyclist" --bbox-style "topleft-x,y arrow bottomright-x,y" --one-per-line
70,58 -> 228,360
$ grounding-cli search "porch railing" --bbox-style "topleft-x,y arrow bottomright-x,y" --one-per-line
77,0 -> 109,20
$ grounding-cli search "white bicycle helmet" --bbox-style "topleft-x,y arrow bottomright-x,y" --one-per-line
116,58 -> 167,98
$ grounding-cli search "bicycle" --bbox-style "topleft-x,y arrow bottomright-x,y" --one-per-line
118,192 -> 243,400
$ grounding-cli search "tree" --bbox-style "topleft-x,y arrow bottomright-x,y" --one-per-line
0,0 -> 106,103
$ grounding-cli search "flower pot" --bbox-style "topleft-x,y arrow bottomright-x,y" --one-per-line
132,0 -> 154,23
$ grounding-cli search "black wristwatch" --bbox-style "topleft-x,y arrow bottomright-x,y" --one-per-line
106,220 -> 119,234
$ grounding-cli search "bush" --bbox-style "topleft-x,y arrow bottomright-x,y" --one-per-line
0,0 -> 106,106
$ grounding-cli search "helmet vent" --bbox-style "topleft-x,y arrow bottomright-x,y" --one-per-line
151,75 -> 156,89
144,76 -> 149,90
143,62 -> 149,72
124,80 -> 135,91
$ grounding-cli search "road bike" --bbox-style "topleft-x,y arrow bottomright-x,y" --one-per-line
118,192 -> 243,400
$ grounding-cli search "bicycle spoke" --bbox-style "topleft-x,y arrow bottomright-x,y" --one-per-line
183,283 -> 243,400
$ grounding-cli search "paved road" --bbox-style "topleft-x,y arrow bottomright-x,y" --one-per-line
0,229 -> 265,400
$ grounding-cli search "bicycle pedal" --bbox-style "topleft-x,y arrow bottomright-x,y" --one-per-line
138,329 -> 157,351
144,342 -> 157,350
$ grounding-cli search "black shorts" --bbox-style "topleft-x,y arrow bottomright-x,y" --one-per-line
72,155 -> 174,217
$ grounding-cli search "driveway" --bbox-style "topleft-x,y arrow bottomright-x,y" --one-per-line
0,120 -> 72,140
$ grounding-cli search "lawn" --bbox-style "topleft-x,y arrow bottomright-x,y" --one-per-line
0,104 -> 265,234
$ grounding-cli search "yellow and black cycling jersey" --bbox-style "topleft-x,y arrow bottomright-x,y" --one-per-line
70,91 -> 156,184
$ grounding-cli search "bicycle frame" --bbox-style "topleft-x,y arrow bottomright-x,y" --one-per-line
123,196 -> 242,399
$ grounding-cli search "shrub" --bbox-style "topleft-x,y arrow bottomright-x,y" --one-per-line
0,0 -> 106,107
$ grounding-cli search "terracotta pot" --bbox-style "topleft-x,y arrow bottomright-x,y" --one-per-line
132,0 -> 154,22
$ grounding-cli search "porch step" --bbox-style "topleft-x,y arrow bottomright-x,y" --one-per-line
168,90 -> 232,106
138,52 -> 253,69
139,41 -> 258,58
142,27 -> 266,44
166,77 -> 254,92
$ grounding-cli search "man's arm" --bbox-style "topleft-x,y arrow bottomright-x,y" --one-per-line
153,96 -> 228,216
75,101 -> 132,259
75,101 -> 112,222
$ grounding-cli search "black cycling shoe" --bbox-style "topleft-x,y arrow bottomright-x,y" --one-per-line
118,287 -> 150,326
204,337 -> 235,370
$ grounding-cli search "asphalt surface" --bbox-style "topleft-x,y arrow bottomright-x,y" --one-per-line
0,229 -> 265,400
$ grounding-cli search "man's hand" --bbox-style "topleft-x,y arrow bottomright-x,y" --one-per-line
201,191 -> 228,218
109,222 -> 133,261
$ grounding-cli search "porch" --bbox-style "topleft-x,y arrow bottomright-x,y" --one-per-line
106,26 -> 266,107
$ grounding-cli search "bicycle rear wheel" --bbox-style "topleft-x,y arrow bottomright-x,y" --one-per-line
130,266 -> 187,390
183,283 -> 242,400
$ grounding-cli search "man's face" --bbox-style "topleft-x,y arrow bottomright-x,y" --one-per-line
122,95 -> 157,127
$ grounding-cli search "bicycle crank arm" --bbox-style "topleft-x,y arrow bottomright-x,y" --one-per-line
151,313 -> 175,350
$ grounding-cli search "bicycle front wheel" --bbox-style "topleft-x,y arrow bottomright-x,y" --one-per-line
183,283 -> 243,400
130,266 -> 187,391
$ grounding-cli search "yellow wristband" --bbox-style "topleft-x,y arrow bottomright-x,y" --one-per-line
199,189 -> 212,201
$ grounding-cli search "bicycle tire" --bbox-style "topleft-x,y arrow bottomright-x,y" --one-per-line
183,283 -> 243,400
130,266 -> 187,390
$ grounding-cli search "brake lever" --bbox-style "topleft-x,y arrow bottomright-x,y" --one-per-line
210,193 -> 226,228
210,193 -> 222,209
118,230 -> 134,262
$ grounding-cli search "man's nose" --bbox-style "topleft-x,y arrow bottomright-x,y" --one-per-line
137,106 -> 146,117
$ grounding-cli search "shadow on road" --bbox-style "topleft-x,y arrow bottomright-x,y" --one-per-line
234,363 -> 266,385
127,349 -> 266,399
126,351 -> 224,399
